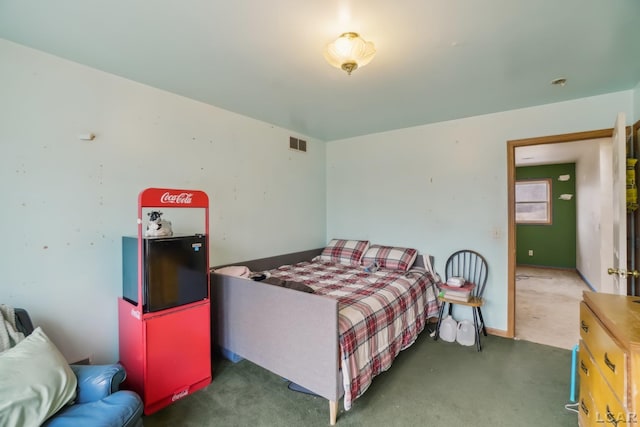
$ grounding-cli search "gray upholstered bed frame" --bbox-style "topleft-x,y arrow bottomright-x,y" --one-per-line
210,248 -> 428,425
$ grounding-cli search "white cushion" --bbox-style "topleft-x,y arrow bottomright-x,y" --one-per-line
0,327 -> 77,426
213,265 -> 251,278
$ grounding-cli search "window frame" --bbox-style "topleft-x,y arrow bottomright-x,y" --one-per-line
515,178 -> 552,225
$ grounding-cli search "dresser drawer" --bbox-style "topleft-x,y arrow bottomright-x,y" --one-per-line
579,341 -> 627,426
580,302 -> 627,398
578,343 -> 596,427
578,340 -> 596,395
591,376 -> 627,426
578,387 -> 596,427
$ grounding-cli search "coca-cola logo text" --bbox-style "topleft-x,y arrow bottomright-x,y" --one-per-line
171,388 -> 189,401
160,192 -> 193,204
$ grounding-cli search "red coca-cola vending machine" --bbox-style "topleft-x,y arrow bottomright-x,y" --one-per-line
118,188 -> 211,415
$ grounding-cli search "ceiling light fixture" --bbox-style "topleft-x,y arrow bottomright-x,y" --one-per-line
551,77 -> 567,86
324,32 -> 376,76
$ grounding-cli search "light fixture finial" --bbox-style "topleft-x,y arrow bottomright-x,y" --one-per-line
341,62 -> 357,75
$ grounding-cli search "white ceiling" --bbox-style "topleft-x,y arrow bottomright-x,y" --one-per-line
1,1 -> 639,141
515,139 -> 605,167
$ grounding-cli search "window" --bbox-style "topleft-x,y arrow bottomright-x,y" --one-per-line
515,179 -> 552,224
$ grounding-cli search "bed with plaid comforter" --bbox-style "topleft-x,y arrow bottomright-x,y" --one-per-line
266,259 -> 440,410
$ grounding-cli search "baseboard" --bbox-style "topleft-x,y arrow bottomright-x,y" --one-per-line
575,269 -> 596,292
516,264 -> 575,271
486,327 -> 512,338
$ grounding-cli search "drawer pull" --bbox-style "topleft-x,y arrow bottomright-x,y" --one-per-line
604,353 -> 616,373
580,399 -> 589,416
606,405 -> 618,426
581,320 -> 589,333
580,360 -> 588,375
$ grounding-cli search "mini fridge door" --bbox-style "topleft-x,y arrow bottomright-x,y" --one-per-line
144,235 -> 208,312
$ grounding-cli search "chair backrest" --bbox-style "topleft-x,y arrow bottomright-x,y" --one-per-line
445,250 -> 488,298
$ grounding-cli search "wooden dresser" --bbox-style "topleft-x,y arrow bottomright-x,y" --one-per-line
579,291 -> 640,426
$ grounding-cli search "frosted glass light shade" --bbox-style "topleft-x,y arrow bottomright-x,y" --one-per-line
324,32 -> 376,75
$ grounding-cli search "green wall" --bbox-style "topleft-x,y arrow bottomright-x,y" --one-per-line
516,163 -> 576,268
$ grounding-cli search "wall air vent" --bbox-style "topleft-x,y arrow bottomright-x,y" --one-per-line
289,137 -> 307,153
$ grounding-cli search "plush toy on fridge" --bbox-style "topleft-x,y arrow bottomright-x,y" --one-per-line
145,210 -> 173,237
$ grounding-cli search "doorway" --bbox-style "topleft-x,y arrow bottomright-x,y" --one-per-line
506,128 -> 616,338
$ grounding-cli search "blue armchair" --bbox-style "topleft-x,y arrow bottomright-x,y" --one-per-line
14,309 -> 143,427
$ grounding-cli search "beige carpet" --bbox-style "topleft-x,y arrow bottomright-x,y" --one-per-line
515,266 -> 590,350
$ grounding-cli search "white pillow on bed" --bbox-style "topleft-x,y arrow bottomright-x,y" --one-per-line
213,265 -> 251,278
0,327 -> 77,427
316,239 -> 370,266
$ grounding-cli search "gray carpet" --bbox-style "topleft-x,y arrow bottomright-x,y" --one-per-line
143,334 -> 578,426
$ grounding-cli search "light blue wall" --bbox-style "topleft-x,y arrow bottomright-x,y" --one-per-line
2,36 -> 637,362
0,40 -> 326,363
326,91 -> 634,332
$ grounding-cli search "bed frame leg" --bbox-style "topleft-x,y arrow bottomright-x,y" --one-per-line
329,400 -> 338,425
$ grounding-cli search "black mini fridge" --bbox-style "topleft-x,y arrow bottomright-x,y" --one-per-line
122,235 -> 208,313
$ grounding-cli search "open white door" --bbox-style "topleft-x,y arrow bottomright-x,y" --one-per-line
608,112 -> 628,295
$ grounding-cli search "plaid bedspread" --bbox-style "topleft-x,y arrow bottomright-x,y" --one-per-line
266,260 -> 440,410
